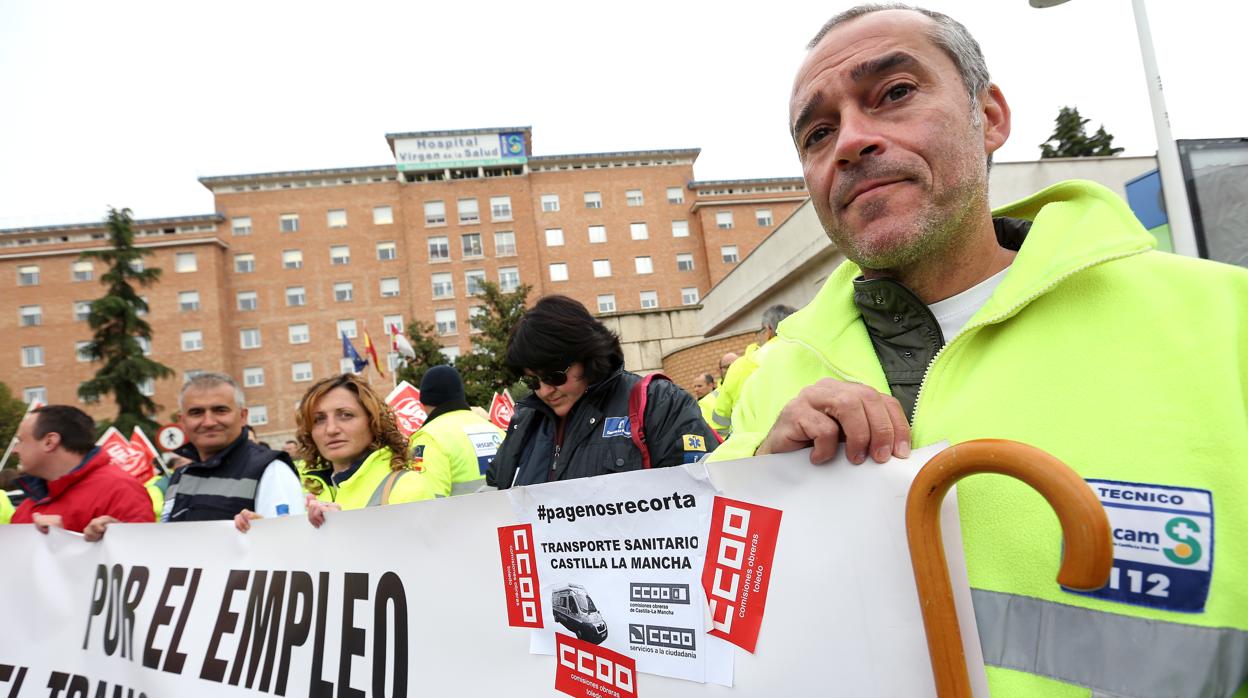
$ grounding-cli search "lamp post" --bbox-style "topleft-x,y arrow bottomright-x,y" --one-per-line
1030,0 -> 1199,257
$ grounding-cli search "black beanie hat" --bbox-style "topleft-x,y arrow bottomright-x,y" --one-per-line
420,365 -> 466,406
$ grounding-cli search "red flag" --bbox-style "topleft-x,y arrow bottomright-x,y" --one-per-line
364,330 -> 385,378
97,427 -> 155,482
384,381 -> 427,438
489,390 -> 515,429
129,427 -> 159,472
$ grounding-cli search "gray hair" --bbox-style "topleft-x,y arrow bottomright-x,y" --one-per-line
807,4 -> 991,126
761,304 -> 797,333
179,371 -> 245,411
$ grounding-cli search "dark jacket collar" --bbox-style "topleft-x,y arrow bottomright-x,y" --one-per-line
422,399 -> 471,427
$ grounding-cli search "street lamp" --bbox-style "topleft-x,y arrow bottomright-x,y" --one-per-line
1030,0 -> 1200,257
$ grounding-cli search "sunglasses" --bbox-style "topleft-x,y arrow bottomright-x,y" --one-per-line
521,365 -> 573,391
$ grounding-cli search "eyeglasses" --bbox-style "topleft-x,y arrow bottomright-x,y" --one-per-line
521,365 -> 573,391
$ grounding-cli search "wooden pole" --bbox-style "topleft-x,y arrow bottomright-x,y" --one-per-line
905,439 -> 1113,697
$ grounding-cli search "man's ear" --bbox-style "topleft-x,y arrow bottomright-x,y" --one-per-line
980,83 -> 1011,156
42,431 -> 62,452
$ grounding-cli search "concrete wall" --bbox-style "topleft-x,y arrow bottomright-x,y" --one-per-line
600,306 -> 704,375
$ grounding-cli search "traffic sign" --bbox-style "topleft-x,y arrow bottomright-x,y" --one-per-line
156,424 -> 186,452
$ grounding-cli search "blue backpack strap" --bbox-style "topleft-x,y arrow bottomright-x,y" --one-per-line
629,372 -> 669,469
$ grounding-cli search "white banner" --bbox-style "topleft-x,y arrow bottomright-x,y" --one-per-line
0,445 -> 987,697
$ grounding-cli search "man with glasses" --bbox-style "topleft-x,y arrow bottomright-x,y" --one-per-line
488,295 -> 718,488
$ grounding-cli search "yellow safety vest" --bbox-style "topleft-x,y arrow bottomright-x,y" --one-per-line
333,448 -> 435,510
408,409 -> 504,497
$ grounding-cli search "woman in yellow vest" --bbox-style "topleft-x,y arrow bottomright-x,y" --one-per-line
234,374 -> 433,532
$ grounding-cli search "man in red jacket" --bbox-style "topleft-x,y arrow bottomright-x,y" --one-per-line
11,405 -> 154,533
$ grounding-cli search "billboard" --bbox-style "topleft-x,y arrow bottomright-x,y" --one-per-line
393,130 -> 527,172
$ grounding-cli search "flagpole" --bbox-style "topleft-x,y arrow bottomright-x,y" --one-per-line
0,400 -> 41,471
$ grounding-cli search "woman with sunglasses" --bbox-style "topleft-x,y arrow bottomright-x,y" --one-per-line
235,373 -> 434,531
488,295 -> 719,488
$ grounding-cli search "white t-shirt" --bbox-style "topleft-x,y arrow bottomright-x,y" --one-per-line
927,266 -> 1011,343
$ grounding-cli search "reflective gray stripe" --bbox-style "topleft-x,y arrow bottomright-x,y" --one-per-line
366,470 -> 407,507
973,588 -> 1248,697
169,473 -> 259,499
450,478 -> 485,496
711,411 -> 731,427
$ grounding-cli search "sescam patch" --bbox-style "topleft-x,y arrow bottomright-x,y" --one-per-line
602,416 -> 631,438
682,434 -> 707,452
1064,479 -> 1213,613
466,428 -> 503,475
411,444 -> 425,461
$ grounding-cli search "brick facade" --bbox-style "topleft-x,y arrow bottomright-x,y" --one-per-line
661,330 -> 758,395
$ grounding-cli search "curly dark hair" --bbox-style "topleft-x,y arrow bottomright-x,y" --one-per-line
505,295 -> 624,384
294,374 -> 409,472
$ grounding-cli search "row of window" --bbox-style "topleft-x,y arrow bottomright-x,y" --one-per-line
14,253 -> 196,286
548,247 -> 738,282
231,206 -> 395,236
592,289 -> 698,314
235,240 -> 400,273
538,187 -> 686,213
543,221 -> 690,247
715,209 -> 773,230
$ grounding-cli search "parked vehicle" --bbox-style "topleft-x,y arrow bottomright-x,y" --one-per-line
552,584 -> 608,644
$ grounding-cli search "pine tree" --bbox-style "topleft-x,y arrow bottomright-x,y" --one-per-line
0,381 -> 28,467
77,207 -> 174,436
393,319 -> 450,389
455,281 -> 533,407
1040,106 -> 1124,158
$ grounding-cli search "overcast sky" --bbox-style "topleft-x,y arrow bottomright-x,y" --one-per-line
1,0 -> 1243,229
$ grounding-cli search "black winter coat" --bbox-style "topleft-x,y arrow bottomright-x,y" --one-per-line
486,369 -> 718,488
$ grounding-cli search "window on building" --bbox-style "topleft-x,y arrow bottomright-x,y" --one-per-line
626,189 -> 644,206
682,287 -> 700,305
465,269 -> 486,296
282,249 -> 303,270
494,231 -> 516,256
666,187 -> 685,204
280,213 -> 300,233
387,352 -> 401,373
20,345 -> 44,367
584,191 -> 602,209
597,294 -> 616,313
76,341 -> 92,362
672,220 -> 690,238
175,252 -> 197,273
431,273 -> 454,298
588,225 -> 607,244
545,228 -> 564,247
130,259 -> 145,273
23,387 -> 46,405
541,194 -> 560,212
139,377 -> 156,397
339,357 -> 357,374
462,233 -> 483,258
435,309 -> 458,336
240,328 -> 261,349
285,286 -> 306,307
74,301 -> 91,322
337,319 -> 357,339
325,209 -> 347,229
292,361 -> 314,383
373,206 -> 393,225
330,245 -> 350,265
334,282 -> 354,302
428,236 -> 450,261
248,405 -> 268,426
756,209 -> 774,226
137,336 -> 151,356
640,291 -> 659,309
230,216 -> 252,236
234,254 -> 255,273
424,201 -> 446,226
19,305 -> 41,327
592,259 -> 612,278
137,295 -> 149,316
288,324 -> 310,345
181,331 -> 204,352
17,265 -> 39,286
498,267 -> 520,293
71,261 -> 93,281
178,291 -> 200,311
379,277 -> 400,298
676,253 -> 695,272
630,222 -> 649,240
549,263 -> 569,282
243,367 -> 264,387
468,306 -> 485,333
457,198 -> 479,224
634,256 -> 653,275
382,315 -> 403,334
722,245 -> 740,264
440,346 -> 460,361
716,211 -> 735,229
490,196 -> 512,221
376,241 -> 397,261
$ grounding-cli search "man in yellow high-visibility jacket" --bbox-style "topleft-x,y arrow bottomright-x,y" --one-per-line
712,305 -> 795,436
407,366 -> 504,497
